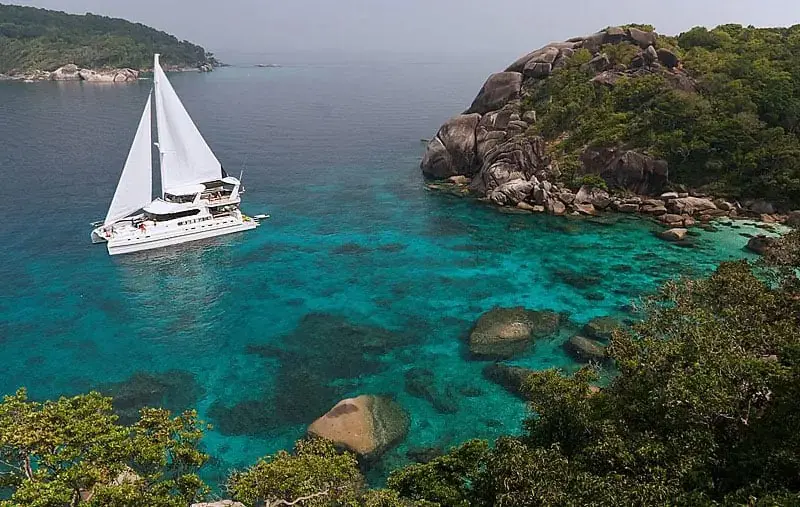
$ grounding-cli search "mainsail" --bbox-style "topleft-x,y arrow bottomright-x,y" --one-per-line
104,96 -> 153,226
153,54 -> 222,194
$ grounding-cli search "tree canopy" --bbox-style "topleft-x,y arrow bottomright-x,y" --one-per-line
526,24 -> 800,208
0,3 -> 217,73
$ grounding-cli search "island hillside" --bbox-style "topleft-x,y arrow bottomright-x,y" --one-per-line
422,24 -> 800,212
0,3 -> 217,75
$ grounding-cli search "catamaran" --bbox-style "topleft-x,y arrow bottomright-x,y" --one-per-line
90,54 -> 259,255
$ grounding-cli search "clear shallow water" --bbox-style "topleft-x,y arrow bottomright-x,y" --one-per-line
0,60 -> 768,485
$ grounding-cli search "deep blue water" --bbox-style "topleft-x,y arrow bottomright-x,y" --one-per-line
0,59 -> 768,485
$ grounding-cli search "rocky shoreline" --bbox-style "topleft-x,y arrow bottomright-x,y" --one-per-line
0,62 -> 214,83
420,26 -> 800,229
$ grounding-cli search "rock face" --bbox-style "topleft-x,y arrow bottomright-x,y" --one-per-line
469,307 -> 560,359
466,72 -> 523,115
421,114 -> 481,179
307,395 -> 409,461
580,148 -> 669,195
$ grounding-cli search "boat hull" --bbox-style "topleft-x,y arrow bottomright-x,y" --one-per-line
107,219 -> 257,256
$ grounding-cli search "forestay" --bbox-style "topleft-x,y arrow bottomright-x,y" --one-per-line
104,96 -> 153,226
153,54 -> 222,194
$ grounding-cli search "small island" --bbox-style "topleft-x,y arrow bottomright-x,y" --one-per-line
421,24 -> 800,224
0,3 -> 218,82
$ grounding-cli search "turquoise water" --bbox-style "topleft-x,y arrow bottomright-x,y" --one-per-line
0,60 -> 767,485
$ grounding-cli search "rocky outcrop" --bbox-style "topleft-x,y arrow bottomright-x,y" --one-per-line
308,395 -> 409,462
421,114 -> 481,179
469,307 -> 560,359
469,136 -> 549,196
580,148 -> 669,195
50,63 -> 81,80
78,68 -> 139,82
466,72 -> 523,115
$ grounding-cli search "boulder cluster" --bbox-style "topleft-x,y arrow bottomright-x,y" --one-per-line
421,26 -> 683,212
15,63 -> 141,82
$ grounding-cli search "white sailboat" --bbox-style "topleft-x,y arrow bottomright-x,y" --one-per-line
91,54 -> 258,255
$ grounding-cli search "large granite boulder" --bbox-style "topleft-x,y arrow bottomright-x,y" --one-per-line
78,68 -> 139,82
580,148 -> 669,195
628,27 -> 657,49
667,197 -> 717,215
489,179 -> 536,206
50,64 -> 80,81
574,185 -> 612,209
469,307 -> 560,359
421,114 -> 481,179
470,136 -> 549,195
308,395 -> 409,462
466,72 -> 523,115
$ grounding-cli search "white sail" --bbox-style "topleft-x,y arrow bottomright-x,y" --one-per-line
153,54 -> 222,194
104,96 -> 153,226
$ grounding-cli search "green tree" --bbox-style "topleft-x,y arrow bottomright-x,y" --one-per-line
0,389 -> 208,507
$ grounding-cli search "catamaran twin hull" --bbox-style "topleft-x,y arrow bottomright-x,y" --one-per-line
92,53 -> 260,256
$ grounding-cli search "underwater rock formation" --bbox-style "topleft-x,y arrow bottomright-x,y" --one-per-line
404,368 -> 459,414
564,335 -> 608,363
98,370 -> 204,425
582,316 -> 621,342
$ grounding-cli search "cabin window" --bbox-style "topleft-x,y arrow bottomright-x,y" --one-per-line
164,193 -> 196,204
145,209 -> 200,222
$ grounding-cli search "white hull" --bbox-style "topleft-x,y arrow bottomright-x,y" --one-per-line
107,219 -> 257,255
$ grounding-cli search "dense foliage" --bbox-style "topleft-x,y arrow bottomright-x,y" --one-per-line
526,24 -> 800,207
384,232 -> 800,506
0,3 -> 217,73
0,390 -> 208,506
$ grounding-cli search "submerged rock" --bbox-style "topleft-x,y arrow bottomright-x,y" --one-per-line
307,395 -> 410,462
192,501 -> 245,507
404,368 -> 459,414
564,335 -> 608,363
746,235 -> 778,255
99,370 -> 204,425
583,316 -> 621,342
482,363 -> 536,399
469,307 -> 560,359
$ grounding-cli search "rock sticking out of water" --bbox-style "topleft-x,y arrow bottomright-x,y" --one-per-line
307,395 -> 410,462
468,307 -> 561,359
